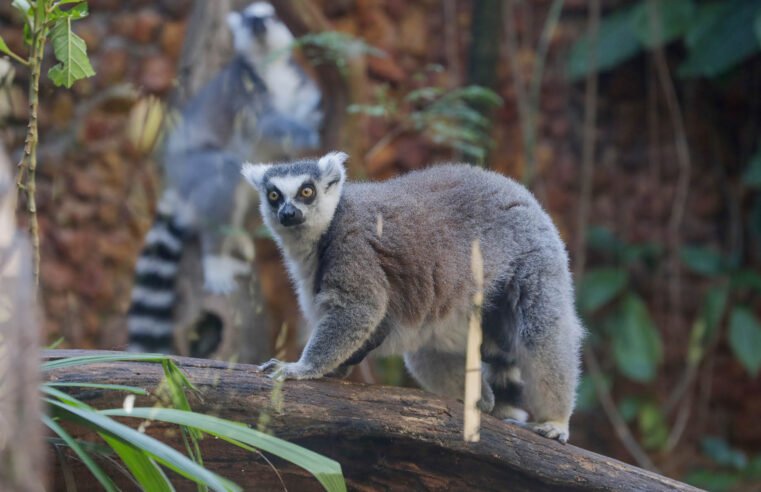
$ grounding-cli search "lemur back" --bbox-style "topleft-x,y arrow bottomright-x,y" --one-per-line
127,2 -> 322,353
242,154 -> 584,443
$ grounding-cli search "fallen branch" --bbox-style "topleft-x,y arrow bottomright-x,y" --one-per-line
44,350 -> 698,491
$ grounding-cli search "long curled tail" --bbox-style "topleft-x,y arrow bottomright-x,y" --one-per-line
127,195 -> 191,353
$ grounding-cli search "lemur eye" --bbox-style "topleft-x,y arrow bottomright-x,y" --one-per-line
268,190 -> 279,202
300,185 -> 315,199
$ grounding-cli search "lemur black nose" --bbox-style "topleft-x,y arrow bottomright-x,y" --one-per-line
278,203 -> 305,227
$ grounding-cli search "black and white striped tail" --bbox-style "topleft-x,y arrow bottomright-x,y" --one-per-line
127,209 -> 189,353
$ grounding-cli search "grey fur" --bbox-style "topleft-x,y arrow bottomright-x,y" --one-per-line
242,153 -> 584,443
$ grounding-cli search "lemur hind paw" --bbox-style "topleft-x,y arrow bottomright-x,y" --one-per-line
505,419 -> 569,444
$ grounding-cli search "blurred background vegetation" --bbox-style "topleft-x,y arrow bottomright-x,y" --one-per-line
1,0 -> 760,489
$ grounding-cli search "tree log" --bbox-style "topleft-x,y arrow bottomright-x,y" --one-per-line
43,350 -> 698,492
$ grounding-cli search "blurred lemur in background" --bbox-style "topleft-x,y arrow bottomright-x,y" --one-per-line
127,2 -> 322,354
242,153 -> 584,443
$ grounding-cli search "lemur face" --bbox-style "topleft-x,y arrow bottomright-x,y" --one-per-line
227,2 -> 293,62
242,152 -> 348,235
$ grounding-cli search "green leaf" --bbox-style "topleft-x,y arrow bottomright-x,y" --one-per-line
728,307 -> 761,377
50,2 -> 89,21
685,1 -> 729,49
101,434 -> 175,492
0,37 -> 13,58
702,284 -> 729,339
632,0 -> 695,48
679,0 -> 761,78
11,0 -> 31,19
43,415 -> 119,492
46,382 -> 148,395
680,246 -> 725,276
42,352 -> 172,371
617,396 -> 641,423
743,149 -> 761,188
586,226 -> 622,253
731,270 -> 761,293
47,17 -> 95,88
745,455 -> 761,479
621,242 -> 663,266
637,401 -> 668,450
612,294 -> 662,382
103,407 -> 347,492
701,436 -> 748,470
567,5 -> 643,80
684,469 -> 741,492
46,400 -> 240,492
576,268 -> 628,314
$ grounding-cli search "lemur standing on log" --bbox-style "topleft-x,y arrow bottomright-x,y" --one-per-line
127,2 -> 322,353
242,154 -> 584,443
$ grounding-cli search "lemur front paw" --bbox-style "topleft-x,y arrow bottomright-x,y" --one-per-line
258,358 -> 322,380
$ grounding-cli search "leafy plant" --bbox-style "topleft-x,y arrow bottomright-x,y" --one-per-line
1,0 -> 95,284
42,353 -> 346,492
291,31 -> 385,72
349,79 -> 503,164
578,227 -> 665,384
685,437 -> 761,491
568,0 -> 761,80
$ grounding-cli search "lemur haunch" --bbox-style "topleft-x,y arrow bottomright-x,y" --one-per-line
241,153 -> 584,443
127,2 -> 322,353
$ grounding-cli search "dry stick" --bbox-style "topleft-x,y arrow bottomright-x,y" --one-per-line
464,239 -> 484,442
574,0 -> 659,473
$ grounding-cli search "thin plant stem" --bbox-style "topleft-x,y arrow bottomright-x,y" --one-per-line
17,8 -> 49,286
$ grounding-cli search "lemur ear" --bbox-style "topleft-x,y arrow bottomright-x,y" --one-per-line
317,151 -> 348,187
226,11 -> 242,32
241,162 -> 271,188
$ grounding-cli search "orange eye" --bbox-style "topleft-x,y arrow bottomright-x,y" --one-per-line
268,190 -> 279,202
300,186 -> 314,198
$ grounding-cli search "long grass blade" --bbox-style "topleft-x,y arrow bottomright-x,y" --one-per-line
43,415 -> 119,492
100,433 -> 175,492
42,353 -> 171,372
46,399 -> 241,492
102,407 -> 346,492
46,382 -> 149,395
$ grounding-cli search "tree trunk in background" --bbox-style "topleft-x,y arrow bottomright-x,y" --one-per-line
167,0 -> 272,363
466,0 -> 503,164
271,0 -> 369,178
0,144 -> 45,491
171,0 -> 233,107
44,350 -> 701,492
468,0 -> 503,90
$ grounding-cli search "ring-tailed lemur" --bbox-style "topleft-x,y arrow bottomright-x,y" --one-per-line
127,2 -> 322,353
241,153 -> 584,443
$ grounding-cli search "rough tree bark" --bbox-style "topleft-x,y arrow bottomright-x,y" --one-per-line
44,350 -> 699,492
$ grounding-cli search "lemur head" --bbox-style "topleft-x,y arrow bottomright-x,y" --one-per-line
227,2 -> 293,67
242,152 -> 348,241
